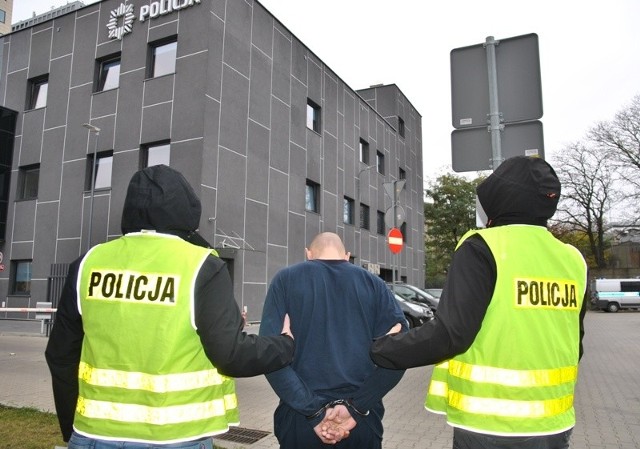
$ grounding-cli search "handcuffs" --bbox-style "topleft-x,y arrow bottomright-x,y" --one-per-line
306,398 -> 369,420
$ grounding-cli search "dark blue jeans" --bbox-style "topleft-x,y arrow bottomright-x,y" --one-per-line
453,427 -> 572,449
67,432 -> 214,449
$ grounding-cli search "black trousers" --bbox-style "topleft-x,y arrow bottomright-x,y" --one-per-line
453,427 -> 572,449
273,403 -> 382,449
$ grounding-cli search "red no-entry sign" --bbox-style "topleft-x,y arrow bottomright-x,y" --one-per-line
387,227 -> 403,254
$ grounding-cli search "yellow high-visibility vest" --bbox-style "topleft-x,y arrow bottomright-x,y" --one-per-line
76,232 -> 238,444
426,225 -> 587,436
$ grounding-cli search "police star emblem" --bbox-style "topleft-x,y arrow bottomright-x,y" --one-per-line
107,3 -> 135,40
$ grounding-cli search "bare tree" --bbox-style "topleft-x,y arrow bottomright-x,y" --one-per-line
588,94 -> 640,208
551,142 -> 622,268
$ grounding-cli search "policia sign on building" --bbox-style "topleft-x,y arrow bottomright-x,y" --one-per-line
107,0 -> 201,40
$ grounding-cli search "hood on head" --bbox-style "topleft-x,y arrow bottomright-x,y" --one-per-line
476,156 -> 560,227
121,164 -> 201,235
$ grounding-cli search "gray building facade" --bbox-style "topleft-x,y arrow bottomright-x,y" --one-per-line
0,0 -> 424,321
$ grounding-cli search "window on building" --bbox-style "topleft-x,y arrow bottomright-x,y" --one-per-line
305,180 -> 320,213
11,260 -> 32,295
359,139 -> 369,164
398,117 -> 405,138
142,142 -> 171,168
343,196 -> 354,225
150,38 -> 177,78
17,164 -> 39,200
401,222 -> 408,245
376,151 -> 384,175
0,9 -> 6,23
399,167 -> 406,180
87,151 -> 113,190
307,99 -> 321,133
377,210 -> 385,235
96,54 -> 121,92
360,203 -> 370,230
27,76 -> 49,110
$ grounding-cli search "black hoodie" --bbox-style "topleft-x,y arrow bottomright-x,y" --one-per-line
370,156 -> 587,370
45,165 -> 294,442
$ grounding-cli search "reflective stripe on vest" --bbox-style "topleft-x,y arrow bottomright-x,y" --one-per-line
78,361 -> 228,392
76,395 -> 238,425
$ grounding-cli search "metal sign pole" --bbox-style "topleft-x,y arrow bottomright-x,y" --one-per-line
485,36 -> 504,170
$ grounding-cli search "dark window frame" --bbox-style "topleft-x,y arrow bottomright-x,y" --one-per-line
305,179 -> 320,213
11,259 -> 32,295
343,196 -> 355,225
26,75 -> 49,110
398,117 -> 405,138
306,98 -> 321,133
148,37 -> 178,78
376,150 -> 385,175
95,54 -> 121,92
360,203 -> 370,230
141,141 -> 171,168
359,139 -> 370,164
17,164 -> 40,200
86,150 -> 114,191
377,210 -> 385,235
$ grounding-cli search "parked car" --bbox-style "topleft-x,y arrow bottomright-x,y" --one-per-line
394,293 -> 434,329
425,288 -> 443,299
388,283 -> 440,312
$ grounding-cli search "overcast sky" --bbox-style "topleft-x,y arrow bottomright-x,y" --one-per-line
12,0 -> 640,180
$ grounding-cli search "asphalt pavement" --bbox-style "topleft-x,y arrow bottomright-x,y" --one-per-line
1,310 -> 639,449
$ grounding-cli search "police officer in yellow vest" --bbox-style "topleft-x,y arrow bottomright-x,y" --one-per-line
371,156 -> 588,449
46,165 -> 294,449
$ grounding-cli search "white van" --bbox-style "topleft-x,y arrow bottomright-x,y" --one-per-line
594,278 -> 640,312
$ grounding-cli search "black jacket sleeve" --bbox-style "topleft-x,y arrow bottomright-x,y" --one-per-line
370,235 -> 496,369
44,257 -> 84,442
194,255 -> 294,377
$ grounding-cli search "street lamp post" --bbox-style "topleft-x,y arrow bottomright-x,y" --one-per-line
82,123 -> 100,250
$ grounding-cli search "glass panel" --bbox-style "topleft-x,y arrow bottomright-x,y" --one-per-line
147,143 -> 171,167
21,168 -> 39,199
33,81 -> 48,109
99,59 -> 121,91
14,261 -> 32,294
94,155 -> 113,189
153,41 -> 177,77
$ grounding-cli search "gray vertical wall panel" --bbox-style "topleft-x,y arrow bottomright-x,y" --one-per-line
28,27 -> 53,77
271,29 -> 290,104
140,101 -> 172,144
108,150 -> 139,237
219,66 -> 248,155
114,69 -> 144,151
65,84 -> 93,160
248,47 -> 271,128
246,120 -> 269,204
45,55 -> 72,129
202,98 -> 220,189
58,159 -> 85,238
288,145 -> 304,215
251,3 -> 274,57
323,133 -> 337,194
287,211 -> 305,263
70,12 -> 99,88
223,0 -> 252,78
19,110 -> 44,166
90,89 -> 118,120
323,73 -> 338,137
11,200 -> 36,242
269,98 -> 289,173
143,75 -> 174,106
267,168 -> 287,247
205,15 -> 224,102
244,200 -> 268,278
39,127 -> 65,202
7,32 -> 30,73
173,53 -> 206,142
51,13 -> 77,58
216,147 -> 246,237
289,77 -> 305,148
148,21 -> 178,44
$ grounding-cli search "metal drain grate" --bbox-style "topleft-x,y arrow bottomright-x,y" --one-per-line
216,427 -> 271,445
